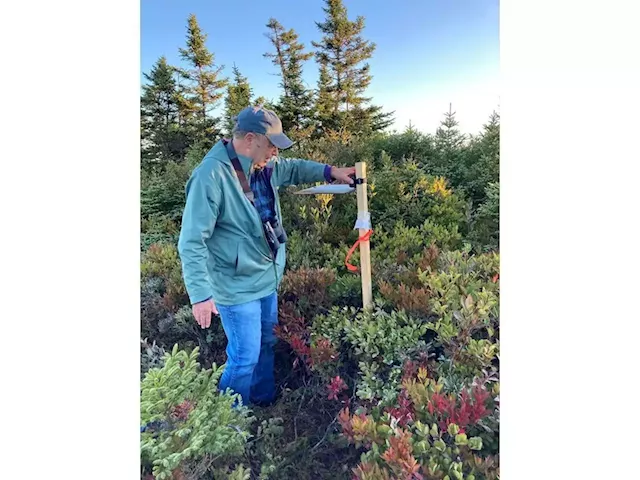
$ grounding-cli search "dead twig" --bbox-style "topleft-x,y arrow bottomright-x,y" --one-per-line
309,416 -> 338,454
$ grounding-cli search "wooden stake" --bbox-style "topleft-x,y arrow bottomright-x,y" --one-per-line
355,162 -> 373,310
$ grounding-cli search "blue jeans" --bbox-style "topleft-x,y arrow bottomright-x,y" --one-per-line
216,291 -> 278,406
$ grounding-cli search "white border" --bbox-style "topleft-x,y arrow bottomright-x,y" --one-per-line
2,0 -> 639,477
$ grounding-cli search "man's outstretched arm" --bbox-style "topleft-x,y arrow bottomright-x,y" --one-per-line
271,157 -> 355,187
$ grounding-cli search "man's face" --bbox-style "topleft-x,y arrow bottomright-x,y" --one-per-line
247,133 -> 278,168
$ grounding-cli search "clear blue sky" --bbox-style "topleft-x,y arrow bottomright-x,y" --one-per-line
141,0 -> 499,134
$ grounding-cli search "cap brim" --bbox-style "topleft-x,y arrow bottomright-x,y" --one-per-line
267,132 -> 294,150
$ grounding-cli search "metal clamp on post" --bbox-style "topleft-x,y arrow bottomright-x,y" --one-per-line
349,173 -> 366,185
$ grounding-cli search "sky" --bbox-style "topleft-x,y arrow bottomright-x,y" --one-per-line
141,0 -> 499,135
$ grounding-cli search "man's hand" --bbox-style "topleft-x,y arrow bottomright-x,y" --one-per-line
331,166 -> 356,184
192,299 -> 218,329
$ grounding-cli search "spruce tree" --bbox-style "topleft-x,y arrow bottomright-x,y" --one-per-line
223,65 -> 253,135
433,104 -> 467,182
178,14 -> 228,147
463,111 -> 500,204
314,59 -> 338,136
435,104 -> 466,151
140,56 -> 188,169
312,0 -> 393,136
252,96 -> 277,111
264,18 -> 315,143
478,110 -> 500,161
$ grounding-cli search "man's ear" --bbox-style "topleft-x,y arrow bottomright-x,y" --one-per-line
245,132 -> 257,145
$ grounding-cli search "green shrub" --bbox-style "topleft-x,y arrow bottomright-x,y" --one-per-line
141,338 -> 166,380
141,214 -> 180,252
418,249 -> 500,379
251,417 -> 286,479
141,277 -> 172,344
468,182 -> 499,252
452,113 -> 500,206
279,267 -> 336,319
369,129 -> 437,169
141,292 -> 227,369
141,243 -> 188,312
313,305 -> 429,404
140,345 -> 253,480
141,161 -> 192,221
369,160 -> 468,232
283,134 -> 376,167
372,220 -> 462,266
279,187 -> 358,257
284,230 -> 346,271
227,464 -> 252,480
328,273 -> 363,308
174,305 -> 228,368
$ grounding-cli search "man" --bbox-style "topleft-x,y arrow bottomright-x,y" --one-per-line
177,105 -> 354,407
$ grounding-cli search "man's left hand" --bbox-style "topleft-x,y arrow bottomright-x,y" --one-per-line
331,166 -> 357,184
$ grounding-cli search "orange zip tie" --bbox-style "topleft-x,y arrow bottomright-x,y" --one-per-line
345,229 -> 373,272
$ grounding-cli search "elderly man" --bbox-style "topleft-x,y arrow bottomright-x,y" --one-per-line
177,106 -> 354,406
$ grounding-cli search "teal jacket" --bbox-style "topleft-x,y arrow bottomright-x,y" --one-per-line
177,140 -> 329,306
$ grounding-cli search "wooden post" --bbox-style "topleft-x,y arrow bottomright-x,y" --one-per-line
355,162 -> 373,310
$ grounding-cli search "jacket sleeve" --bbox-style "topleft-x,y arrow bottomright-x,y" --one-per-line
271,157 -> 333,187
177,171 -> 220,305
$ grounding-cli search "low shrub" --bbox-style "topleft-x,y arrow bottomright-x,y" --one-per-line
418,250 -> 500,380
329,273 -> 364,308
467,182 -> 499,253
279,267 -> 336,319
140,345 -> 254,480
338,367 -> 499,480
313,305 -> 430,404
368,160 -> 468,233
372,221 -> 461,269
141,214 -> 180,252
141,243 -> 188,312
275,300 -> 340,381
140,338 -> 166,380
377,281 -> 431,318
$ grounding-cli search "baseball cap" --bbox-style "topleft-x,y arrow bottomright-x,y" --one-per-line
234,105 -> 294,150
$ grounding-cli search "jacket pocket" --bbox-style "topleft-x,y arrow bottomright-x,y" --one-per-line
236,237 -> 271,277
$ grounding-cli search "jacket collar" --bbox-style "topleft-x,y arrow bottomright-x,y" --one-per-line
221,138 -> 253,177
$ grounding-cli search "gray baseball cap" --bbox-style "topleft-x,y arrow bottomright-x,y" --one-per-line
234,106 -> 294,149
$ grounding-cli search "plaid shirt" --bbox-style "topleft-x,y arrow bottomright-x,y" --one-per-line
225,139 -> 333,224
250,167 -> 277,224
250,163 -> 332,223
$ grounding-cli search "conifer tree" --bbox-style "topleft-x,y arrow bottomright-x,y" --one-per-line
253,96 -> 267,107
312,0 -> 393,136
478,110 -> 500,161
433,103 -> 467,181
314,59 -> 338,136
223,65 -> 253,135
435,103 -> 466,151
140,56 -> 188,169
463,111 -> 500,204
178,14 -> 228,146
264,18 -> 315,143
252,96 -> 277,111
